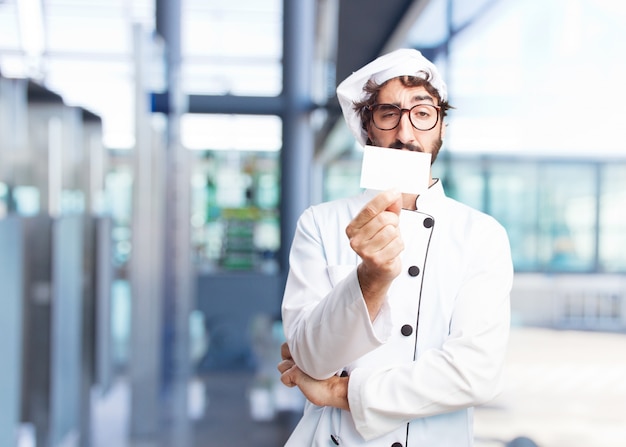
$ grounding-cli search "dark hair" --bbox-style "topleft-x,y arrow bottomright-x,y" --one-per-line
353,75 -> 452,134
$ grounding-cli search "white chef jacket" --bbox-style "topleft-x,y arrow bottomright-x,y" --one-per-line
281,180 -> 513,447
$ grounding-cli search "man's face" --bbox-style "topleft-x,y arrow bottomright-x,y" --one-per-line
366,78 -> 444,164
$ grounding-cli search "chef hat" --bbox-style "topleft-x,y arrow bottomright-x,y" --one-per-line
336,48 -> 447,146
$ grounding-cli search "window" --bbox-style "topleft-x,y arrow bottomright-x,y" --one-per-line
599,164 -> 626,272
183,113 -> 282,273
536,164 -> 597,272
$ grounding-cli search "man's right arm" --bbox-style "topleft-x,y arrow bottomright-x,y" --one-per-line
281,190 -> 403,379
346,189 -> 404,320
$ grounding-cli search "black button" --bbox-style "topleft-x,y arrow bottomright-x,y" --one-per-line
330,434 -> 340,445
408,265 -> 420,277
340,370 -> 348,377
423,217 -> 434,228
391,443 -> 403,447
401,324 -> 413,336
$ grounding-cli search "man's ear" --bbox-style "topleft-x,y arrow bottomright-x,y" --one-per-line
365,123 -> 374,144
441,121 -> 447,140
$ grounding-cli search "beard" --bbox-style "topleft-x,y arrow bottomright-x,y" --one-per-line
368,130 -> 444,165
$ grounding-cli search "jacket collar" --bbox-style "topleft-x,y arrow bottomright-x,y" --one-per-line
415,178 -> 445,210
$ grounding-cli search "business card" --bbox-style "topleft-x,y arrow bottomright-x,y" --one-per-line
359,145 -> 431,194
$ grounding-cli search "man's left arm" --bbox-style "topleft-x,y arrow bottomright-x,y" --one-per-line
277,341 -> 350,411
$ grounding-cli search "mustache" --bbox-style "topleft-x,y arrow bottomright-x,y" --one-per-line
389,141 -> 422,152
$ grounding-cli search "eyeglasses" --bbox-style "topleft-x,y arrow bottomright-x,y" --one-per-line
368,103 -> 440,131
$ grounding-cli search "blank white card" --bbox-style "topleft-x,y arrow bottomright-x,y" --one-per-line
359,145 -> 431,194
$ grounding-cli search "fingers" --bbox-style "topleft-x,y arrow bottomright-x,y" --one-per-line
277,343 -> 297,387
278,343 -> 298,387
348,189 -> 402,233
280,342 -> 291,361
277,359 -> 298,387
346,191 -> 404,267
346,190 -> 402,251
277,358 -> 294,374
345,190 -> 404,286
353,219 -> 403,257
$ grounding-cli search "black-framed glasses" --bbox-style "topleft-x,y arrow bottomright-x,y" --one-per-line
368,103 -> 440,131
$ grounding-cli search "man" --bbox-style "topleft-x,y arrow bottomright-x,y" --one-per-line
278,48 -> 513,447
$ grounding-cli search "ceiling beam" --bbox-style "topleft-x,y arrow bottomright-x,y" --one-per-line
335,0 -> 420,86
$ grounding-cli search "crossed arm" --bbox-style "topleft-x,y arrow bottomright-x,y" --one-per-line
277,341 -> 350,411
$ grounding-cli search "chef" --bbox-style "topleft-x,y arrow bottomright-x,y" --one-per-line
278,48 -> 513,447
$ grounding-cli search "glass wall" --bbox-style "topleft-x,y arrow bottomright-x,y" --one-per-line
325,156 -> 626,274
323,156 -> 365,203
190,149 -> 280,273
599,164 -> 626,272
0,182 -> 6,217
182,113 -> 282,273
104,157 -> 134,274
478,160 -> 599,272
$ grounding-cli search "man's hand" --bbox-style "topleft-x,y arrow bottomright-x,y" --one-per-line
277,342 -> 349,411
346,189 -> 404,319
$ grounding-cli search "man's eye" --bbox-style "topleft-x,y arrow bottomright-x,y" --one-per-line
381,111 -> 399,119
413,107 -> 433,118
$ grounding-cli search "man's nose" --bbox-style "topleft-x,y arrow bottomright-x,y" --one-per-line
395,111 -> 415,145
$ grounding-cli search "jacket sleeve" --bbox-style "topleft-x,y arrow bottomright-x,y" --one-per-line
348,220 -> 513,440
281,206 -> 393,380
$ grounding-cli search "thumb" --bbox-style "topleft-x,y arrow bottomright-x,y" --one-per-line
385,189 -> 402,215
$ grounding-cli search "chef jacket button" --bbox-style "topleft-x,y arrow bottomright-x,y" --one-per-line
391,443 -> 403,447
423,217 -> 434,228
401,324 -> 413,336
408,265 -> 420,277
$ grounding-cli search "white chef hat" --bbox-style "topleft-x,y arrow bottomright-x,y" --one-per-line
336,48 -> 447,146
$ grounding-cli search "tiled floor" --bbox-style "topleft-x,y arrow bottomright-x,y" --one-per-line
194,371 -> 298,447
474,328 -> 626,447
92,371 -> 298,447
92,328 -> 626,447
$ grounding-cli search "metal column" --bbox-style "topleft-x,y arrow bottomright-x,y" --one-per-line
157,0 -> 194,444
129,24 -> 164,439
280,0 -> 316,285
0,217 -> 24,447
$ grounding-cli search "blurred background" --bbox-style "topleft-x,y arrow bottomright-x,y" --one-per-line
0,0 -> 625,446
